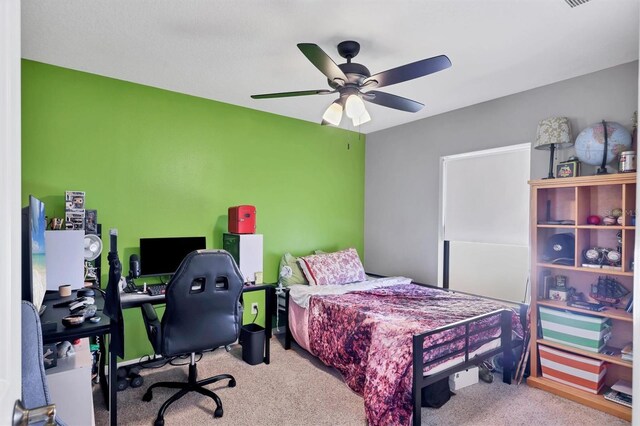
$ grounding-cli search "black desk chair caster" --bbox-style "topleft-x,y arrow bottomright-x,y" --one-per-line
142,354 -> 236,425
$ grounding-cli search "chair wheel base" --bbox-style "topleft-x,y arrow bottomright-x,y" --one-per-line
142,391 -> 153,402
214,407 -> 223,418
228,379 -> 236,388
154,417 -> 164,426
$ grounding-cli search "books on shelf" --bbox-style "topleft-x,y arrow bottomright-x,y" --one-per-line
567,300 -> 605,312
611,379 -> 632,396
538,220 -> 575,225
604,390 -> 632,408
605,380 -> 632,408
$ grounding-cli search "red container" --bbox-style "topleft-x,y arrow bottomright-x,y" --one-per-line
228,205 -> 256,234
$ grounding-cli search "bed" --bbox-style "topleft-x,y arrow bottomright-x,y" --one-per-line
283,276 -> 522,426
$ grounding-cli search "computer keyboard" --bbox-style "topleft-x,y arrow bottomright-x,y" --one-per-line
147,284 -> 167,296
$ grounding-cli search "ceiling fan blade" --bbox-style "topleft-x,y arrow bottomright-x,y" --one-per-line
363,55 -> 451,89
363,91 -> 424,113
298,43 -> 348,84
251,89 -> 332,99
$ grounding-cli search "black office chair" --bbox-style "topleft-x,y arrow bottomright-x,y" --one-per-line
140,249 -> 244,426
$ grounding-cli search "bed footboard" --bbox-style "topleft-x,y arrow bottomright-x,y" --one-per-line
412,309 -> 513,426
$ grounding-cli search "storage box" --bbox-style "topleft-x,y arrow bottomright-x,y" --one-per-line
448,367 -> 478,391
539,345 -> 606,394
228,205 -> 256,234
539,306 -> 611,353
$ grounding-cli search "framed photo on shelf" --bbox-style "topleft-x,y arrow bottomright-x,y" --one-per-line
556,160 -> 579,178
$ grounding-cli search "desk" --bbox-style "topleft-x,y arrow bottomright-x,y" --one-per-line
40,285 -> 275,426
120,284 -> 276,364
41,290 -> 118,426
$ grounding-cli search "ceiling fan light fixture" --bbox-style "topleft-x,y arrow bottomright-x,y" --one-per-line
352,109 -> 371,127
251,41 -> 451,128
322,101 -> 343,126
345,94 -> 366,119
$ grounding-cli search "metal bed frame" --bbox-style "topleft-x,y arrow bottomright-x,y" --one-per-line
411,308 -> 512,425
283,284 -> 517,426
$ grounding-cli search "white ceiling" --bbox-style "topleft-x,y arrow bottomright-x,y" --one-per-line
22,0 -> 639,134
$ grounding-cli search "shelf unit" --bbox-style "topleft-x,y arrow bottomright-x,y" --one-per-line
528,173 -> 635,421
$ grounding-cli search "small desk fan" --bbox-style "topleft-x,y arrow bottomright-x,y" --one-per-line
84,234 -> 103,280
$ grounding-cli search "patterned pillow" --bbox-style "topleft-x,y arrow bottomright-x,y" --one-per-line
298,248 -> 365,285
278,252 -> 308,286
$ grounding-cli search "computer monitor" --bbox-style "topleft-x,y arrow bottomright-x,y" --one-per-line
22,195 -> 47,312
139,236 -> 206,277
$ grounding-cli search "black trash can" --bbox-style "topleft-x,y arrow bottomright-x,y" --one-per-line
240,323 -> 265,365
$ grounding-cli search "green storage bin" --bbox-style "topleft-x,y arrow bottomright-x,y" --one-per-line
539,306 -> 611,353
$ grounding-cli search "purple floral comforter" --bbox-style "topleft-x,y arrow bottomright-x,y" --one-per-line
307,283 -> 521,426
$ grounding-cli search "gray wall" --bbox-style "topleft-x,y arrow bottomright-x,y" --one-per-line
364,61 -> 639,284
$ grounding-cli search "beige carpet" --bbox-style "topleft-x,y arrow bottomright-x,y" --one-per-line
94,336 -> 629,426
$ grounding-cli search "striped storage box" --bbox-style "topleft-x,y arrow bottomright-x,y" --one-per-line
539,345 -> 606,394
539,306 -> 611,352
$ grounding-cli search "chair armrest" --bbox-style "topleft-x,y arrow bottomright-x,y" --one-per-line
140,303 -> 162,354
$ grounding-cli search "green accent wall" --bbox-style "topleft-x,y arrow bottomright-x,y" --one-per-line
21,60 -> 365,361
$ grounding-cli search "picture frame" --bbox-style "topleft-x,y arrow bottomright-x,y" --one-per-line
556,161 -> 579,178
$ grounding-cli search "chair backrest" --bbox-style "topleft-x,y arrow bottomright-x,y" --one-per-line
21,301 -> 52,409
161,249 -> 244,357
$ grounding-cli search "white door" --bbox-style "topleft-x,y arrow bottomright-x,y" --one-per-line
439,144 -> 531,303
0,0 -> 22,421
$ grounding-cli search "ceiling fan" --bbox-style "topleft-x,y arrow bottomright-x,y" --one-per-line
251,41 -> 451,127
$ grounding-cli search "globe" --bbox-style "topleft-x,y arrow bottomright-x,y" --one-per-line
574,121 -> 632,166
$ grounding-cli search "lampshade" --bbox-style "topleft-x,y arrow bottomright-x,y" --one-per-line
322,100 -> 343,126
535,117 -> 573,150
345,95 -> 366,119
352,109 -> 371,126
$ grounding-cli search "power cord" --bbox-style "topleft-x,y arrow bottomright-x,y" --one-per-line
169,353 -> 203,366
137,349 -> 216,369
137,354 -> 171,369
252,306 -> 259,324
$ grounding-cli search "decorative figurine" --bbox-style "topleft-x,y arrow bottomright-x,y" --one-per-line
590,276 -> 629,307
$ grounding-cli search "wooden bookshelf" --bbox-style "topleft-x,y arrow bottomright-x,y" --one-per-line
527,376 -> 631,421
529,172 -> 635,421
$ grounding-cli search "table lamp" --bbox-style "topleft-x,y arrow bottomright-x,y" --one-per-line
535,117 -> 573,179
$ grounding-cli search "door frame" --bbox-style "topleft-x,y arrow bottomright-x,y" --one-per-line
0,0 -> 22,421
633,21 -> 639,421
